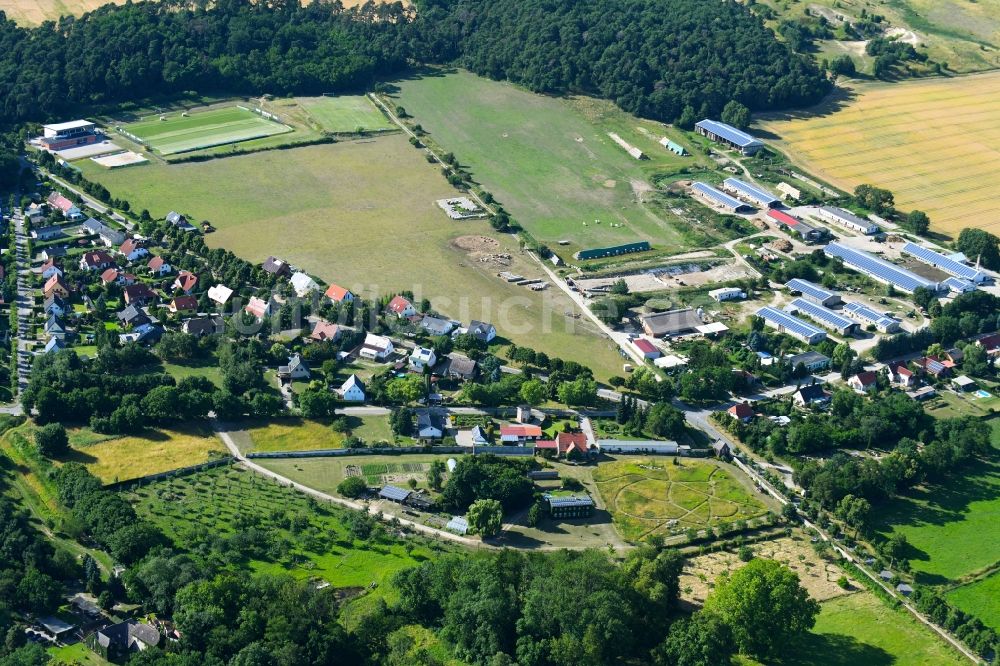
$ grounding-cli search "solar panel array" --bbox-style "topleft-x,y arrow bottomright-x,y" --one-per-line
692,182 -> 748,210
786,298 -> 856,332
723,177 -> 779,206
843,301 -> 899,331
824,242 -> 938,293
902,242 -> 987,282
756,306 -> 826,343
785,278 -> 836,303
943,276 -> 976,293
379,485 -> 411,501
695,120 -> 763,148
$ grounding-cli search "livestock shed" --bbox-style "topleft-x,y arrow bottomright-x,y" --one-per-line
596,440 -> 680,454
756,306 -> 826,344
785,278 -> 841,307
722,177 -> 780,208
943,276 -> 977,294
842,302 -> 900,333
378,485 -> 411,503
785,298 -> 858,336
901,242 -> 988,283
691,182 -> 754,213
824,242 -> 939,294
640,308 -> 703,338
574,242 -> 651,261
768,209 -> 822,241
816,206 -> 879,235
659,137 -> 687,155
695,119 -> 764,156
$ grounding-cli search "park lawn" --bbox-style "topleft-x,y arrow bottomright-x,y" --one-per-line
298,95 -> 395,132
592,458 -> 769,542
122,105 -> 290,155
758,71 -> 1000,238
61,423 -> 227,484
872,460 -> 1000,584
130,465 -> 448,592
947,571 -> 1000,631
256,454 -> 463,495
76,135 -> 623,379
48,642 -> 113,666
394,70 -> 708,257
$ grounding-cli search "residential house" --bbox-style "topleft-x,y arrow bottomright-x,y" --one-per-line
976,333 -> 1000,356
182,315 -> 224,337
41,247 -> 67,262
262,256 -> 291,277
119,238 -> 148,262
787,351 -> 831,373
82,217 -> 124,246
79,250 -> 115,271
123,284 -> 157,306
166,211 -> 196,231
727,402 -> 754,423
310,320 -> 341,343
278,354 -> 310,381
359,333 -> 394,361
943,348 -> 965,365
47,192 -> 84,221
409,346 -> 437,372
101,268 -> 135,287
416,412 -> 445,440
324,284 -> 355,303
117,304 -> 150,329
793,384 -> 830,407
886,364 -> 916,388
290,272 -> 319,297
89,620 -> 160,661
387,295 -> 416,318
44,314 -> 66,340
913,356 -> 951,379
119,322 -> 163,346
40,259 -> 63,280
338,374 -> 366,402
24,204 -> 44,223
43,294 -> 67,317
420,315 -> 456,337
43,275 -> 70,299
554,431 -> 596,459
440,353 -> 477,381
712,441 -> 732,458
208,284 -> 233,307
173,270 -> 198,294
500,424 -> 543,445
43,337 -> 66,354
467,320 -> 497,343
244,296 -> 271,320
31,224 -> 64,241
848,371 -> 878,394
147,256 -> 172,275
169,295 -> 198,314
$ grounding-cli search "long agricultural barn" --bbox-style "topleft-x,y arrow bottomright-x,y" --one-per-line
824,242 -> 939,294
785,278 -> 841,307
722,178 -> 780,208
691,182 -> 753,213
943,276 -> 977,294
694,120 -> 764,156
756,306 -> 827,344
785,298 -> 858,336
768,209 -> 822,241
816,206 -> 880,235
842,301 -> 900,333
901,242 -> 988,283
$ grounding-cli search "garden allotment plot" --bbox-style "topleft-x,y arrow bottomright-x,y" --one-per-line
123,106 -> 291,155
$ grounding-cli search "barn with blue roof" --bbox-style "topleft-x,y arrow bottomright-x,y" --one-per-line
695,120 -> 764,156
722,177 -> 780,208
756,306 -> 827,345
691,182 -> 754,213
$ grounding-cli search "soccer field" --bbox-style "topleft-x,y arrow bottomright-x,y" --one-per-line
758,71 -> 1000,238
298,95 -> 395,133
122,106 -> 291,155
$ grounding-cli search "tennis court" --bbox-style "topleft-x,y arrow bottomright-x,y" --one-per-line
122,106 -> 291,155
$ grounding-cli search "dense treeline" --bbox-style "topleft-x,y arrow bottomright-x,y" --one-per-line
0,0 -> 829,127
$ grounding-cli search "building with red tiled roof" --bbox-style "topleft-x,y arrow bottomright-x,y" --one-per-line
500,424 -> 543,444
848,371 -> 878,394
44,274 -> 70,298
245,296 -> 270,320
147,256 -> 171,275
310,320 -> 341,343
169,295 -> 198,313
173,270 -> 198,294
100,268 -> 120,284
324,284 -> 355,303
727,402 -> 754,422
387,295 -> 416,318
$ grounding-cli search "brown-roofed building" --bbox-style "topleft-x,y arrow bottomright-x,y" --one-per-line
119,238 -> 148,262
147,255 -> 172,275
79,250 -> 115,271
848,371 -> 878,394
44,274 -> 70,299
727,402 -> 754,423
310,320 -> 341,343
169,295 -> 198,314
262,256 -> 290,277
123,283 -> 157,306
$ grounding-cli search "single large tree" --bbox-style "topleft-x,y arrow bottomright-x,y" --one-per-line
466,499 -> 503,537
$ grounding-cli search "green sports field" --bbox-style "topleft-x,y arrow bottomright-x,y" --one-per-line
122,106 -> 291,155
298,95 -> 394,133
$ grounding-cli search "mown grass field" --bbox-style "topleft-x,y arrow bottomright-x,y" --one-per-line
592,459 -> 768,542
298,95 -> 395,133
77,135 -> 624,378
123,106 -> 290,155
394,70 -> 710,256
948,571 -> 1000,631
758,71 -> 1000,237
129,465 -> 448,591
257,454 -> 462,495
62,423 -> 226,483
872,460 -> 1000,585
239,415 -> 395,453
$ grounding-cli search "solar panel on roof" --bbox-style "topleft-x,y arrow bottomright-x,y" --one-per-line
785,279 -> 835,302
902,242 -> 986,282
756,306 -> 826,340
692,182 -> 748,210
843,302 -> 897,330
379,485 -> 410,501
943,276 -> 976,293
786,298 -> 855,331
723,178 -> 778,205
824,242 -> 937,293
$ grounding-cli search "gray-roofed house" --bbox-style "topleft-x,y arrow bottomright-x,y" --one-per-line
417,412 -> 444,440
420,315 -> 456,337
338,374 -> 366,402
441,353 -> 478,381
182,315 -> 225,337
544,493 -> 595,519
794,384 -> 830,407
116,304 -> 150,329
712,441 -> 732,459
468,320 -> 497,343
470,425 -> 489,445
43,294 -> 67,317
166,211 -> 196,232
89,620 -> 160,660
787,351 -> 831,373
640,308 -> 702,338
43,337 -> 66,354
31,224 -> 65,241
44,314 -> 66,340
278,354 -> 310,381
896,583 -> 914,596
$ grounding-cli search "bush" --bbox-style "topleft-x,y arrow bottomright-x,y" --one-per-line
336,476 -> 368,498
35,423 -> 68,457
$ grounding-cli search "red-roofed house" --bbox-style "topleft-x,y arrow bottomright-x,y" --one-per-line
44,275 -> 70,299
169,295 -> 198,314
79,250 -> 115,271
101,268 -> 120,285
173,271 -> 198,294
387,295 -> 416,318
41,259 -> 63,280
555,431 -> 596,459
976,333 -> 1000,356
325,284 -> 355,303
500,424 -> 543,445
119,239 -> 148,262
147,256 -> 172,275
245,296 -> 271,320
533,440 -> 558,454
310,320 -> 341,343
123,284 -> 157,306
886,365 -> 916,388
848,371 -> 878,394
632,337 -> 661,359
727,402 -> 754,423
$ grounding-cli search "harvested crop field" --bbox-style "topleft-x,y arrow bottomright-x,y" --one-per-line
758,71 -> 1000,237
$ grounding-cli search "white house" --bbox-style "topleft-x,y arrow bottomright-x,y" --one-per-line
119,239 -> 149,262
147,256 -> 172,275
338,374 -> 366,402
467,320 -> 497,343
360,333 -> 394,361
41,261 -> 63,280
208,284 -> 233,306
409,346 -> 437,372
290,272 -> 320,297
278,354 -> 311,381
387,295 -> 416,318
709,287 -> 746,302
